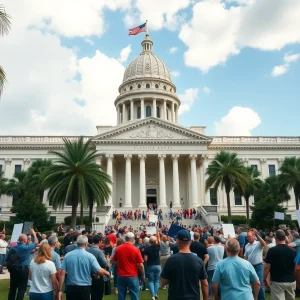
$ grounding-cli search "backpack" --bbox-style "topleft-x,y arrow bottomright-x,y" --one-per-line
6,247 -> 19,272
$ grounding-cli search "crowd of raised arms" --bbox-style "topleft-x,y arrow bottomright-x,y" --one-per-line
2,221 -> 300,300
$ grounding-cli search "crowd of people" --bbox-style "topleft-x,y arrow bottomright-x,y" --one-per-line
1,221 -> 300,300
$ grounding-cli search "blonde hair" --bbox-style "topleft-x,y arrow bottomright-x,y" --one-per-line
34,243 -> 52,264
207,236 -> 214,244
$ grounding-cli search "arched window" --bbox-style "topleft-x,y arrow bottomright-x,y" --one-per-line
137,107 -> 141,119
130,86 -> 133,90
146,105 -> 151,117
155,84 -> 159,88
157,106 -> 160,118
146,83 -> 150,89
138,84 -> 141,88
163,86 -> 167,90
128,107 -> 131,121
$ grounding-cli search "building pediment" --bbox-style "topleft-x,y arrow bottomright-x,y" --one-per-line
93,118 -> 212,144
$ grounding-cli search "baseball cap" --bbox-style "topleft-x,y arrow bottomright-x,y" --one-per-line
125,232 -> 135,239
177,230 -> 191,241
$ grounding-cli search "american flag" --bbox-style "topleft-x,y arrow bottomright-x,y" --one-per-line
129,22 -> 147,36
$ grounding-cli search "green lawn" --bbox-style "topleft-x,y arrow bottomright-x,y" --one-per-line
0,280 -> 299,300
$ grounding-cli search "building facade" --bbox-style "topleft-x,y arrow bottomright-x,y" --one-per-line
0,35 -> 299,222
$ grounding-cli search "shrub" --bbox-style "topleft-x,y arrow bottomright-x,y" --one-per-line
221,215 -> 246,225
64,216 -> 89,226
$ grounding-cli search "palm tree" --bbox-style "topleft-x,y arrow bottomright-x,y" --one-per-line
42,137 -> 111,229
0,170 -> 7,196
6,170 -> 27,204
0,4 -> 11,96
278,157 -> 300,210
26,159 -> 53,202
205,151 -> 249,223
241,166 -> 263,225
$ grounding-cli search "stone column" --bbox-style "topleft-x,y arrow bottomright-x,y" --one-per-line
138,154 -> 147,208
4,158 -> 12,178
24,159 -> 31,171
152,98 -> 157,118
141,98 -> 145,119
171,101 -> 175,122
130,100 -> 134,121
117,105 -> 121,125
124,154 -> 132,208
190,155 -> 199,207
158,154 -> 167,208
202,155 -> 210,205
163,100 -> 167,121
106,154 -> 114,207
171,155 -> 181,208
122,102 -> 126,123
96,156 -> 102,166
175,104 -> 179,123
260,158 -> 267,179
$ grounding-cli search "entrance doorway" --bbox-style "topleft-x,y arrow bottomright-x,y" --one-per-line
147,188 -> 157,207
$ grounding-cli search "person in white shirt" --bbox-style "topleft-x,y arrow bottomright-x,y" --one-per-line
0,234 -> 8,274
29,243 -> 58,300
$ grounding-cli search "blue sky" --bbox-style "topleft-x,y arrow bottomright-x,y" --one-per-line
0,0 -> 300,136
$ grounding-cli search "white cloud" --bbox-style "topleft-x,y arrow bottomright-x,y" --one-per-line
203,86 -> 211,94
124,0 -> 191,30
169,47 -> 178,54
179,0 -> 300,72
284,53 -> 300,63
215,106 -> 261,136
118,44 -> 132,63
84,38 -> 95,46
170,71 -> 180,77
271,64 -> 289,77
0,1 -> 125,135
178,88 -> 199,115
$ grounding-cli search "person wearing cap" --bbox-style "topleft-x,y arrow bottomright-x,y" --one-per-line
160,230 -> 208,300
212,238 -> 260,300
111,231 -> 145,300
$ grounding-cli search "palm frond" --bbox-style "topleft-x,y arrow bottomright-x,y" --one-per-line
0,5 -> 11,36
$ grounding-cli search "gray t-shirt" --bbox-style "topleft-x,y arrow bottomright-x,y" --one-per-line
292,239 -> 300,253
207,244 -> 224,271
160,241 -> 170,255
51,249 -> 61,270
244,241 -> 263,265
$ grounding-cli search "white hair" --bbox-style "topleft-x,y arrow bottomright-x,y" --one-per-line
77,235 -> 88,246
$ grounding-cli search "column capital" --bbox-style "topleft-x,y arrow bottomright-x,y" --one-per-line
23,158 -> 31,164
158,154 -> 166,161
171,154 -> 180,161
202,154 -> 209,160
260,158 -> 267,164
277,158 -> 284,165
189,154 -> 197,161
138,154 -> 147,160
5,158 -> 12,164
124,154 -> 132,160
106,154 -> 114,160
96,156 -> 102,164
241,158 -> 249,165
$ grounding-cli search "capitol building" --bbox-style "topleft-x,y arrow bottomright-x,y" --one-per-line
0,35 -> 299,223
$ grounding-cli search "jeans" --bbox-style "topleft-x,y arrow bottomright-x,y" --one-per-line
207,269 -> 214,296
0,254 -> 5,273
117,276 -> 139,300
8,266 -> 29,300
147,265 -> 161,297
29,291 -> 53,300
112,266 -> 118,288
254,263 -> 265,300
91,276 -> 104,300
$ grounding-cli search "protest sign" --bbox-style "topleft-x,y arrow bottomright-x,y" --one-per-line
222,224 -> 235,239
149,215 -> 158,223
11,223 -> 23,245
167,224 -> 186,239
22,221 -> 33,235
296,210 -> 300,226
146,226 -> 156,235
274,211 -> 284,220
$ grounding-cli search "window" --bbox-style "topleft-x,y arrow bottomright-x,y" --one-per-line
157,106 -> 160,118
210,188 -> 218,205
146,105 -> 151,117
147,189 -> 157,195
123,88 -> 126,92
163,86 -> 166,90
146,83 -> 150,89
251,165 -> 258,171
14,165 -> 22,173
234,190 -> 242,205
130,86 -> 133,90
155,84 -> 159,88
128,108 -> 131,121
137,106 -> 141,119
50,216 -> 56,224
137,84 -> 141,88
0,165 -> 2,171
269,165 -> 276,176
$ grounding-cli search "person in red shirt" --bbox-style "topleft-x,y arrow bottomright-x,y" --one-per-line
106,230 -> 117,246
111,232 -> 144,300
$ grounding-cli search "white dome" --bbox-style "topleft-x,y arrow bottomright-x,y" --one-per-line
122,35 -> 172,84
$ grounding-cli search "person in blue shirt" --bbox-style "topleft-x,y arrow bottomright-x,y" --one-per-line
7,228 -> 38,300
237,227 -> 246,257
212,238 -> 260,300
58,235 -> 110,300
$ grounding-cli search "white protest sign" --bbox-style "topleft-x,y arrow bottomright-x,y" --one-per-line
149,215 -> 158,223
296,210 -> 300,225
222,224 -> 235,239
274,211 -> 284,220
146,226 -> 156,235
11,223 -> 23,243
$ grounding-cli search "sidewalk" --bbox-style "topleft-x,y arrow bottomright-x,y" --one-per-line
0,269 -> 10,280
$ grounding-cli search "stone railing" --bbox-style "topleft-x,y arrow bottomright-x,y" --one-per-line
198,206 -> 220,227
211,137 -> 300,144
0,136 -> 92,144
